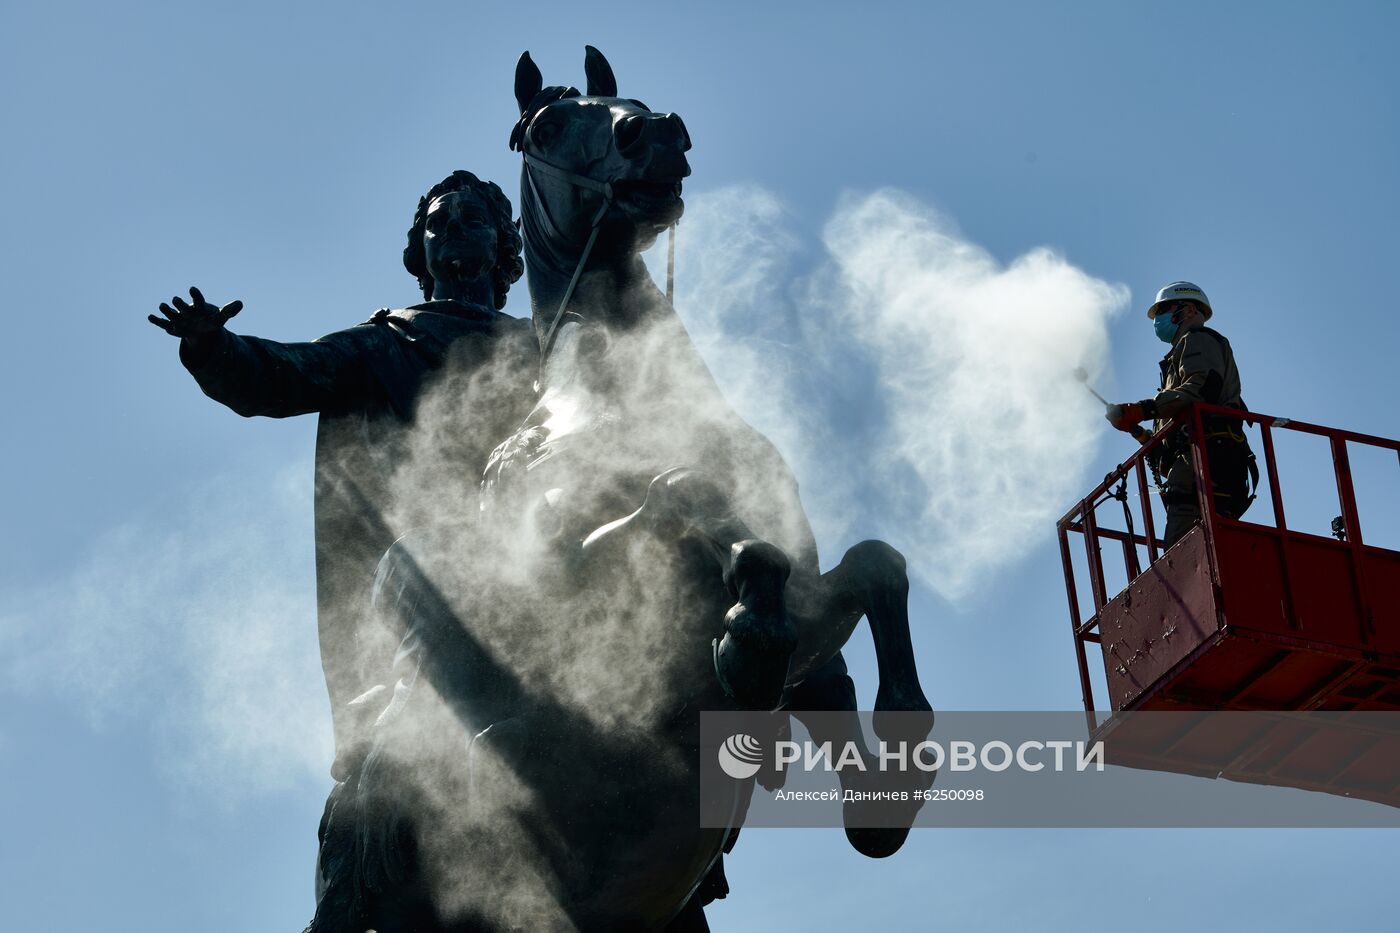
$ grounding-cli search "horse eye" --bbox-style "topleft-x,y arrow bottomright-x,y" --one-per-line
531,119 -> 561,148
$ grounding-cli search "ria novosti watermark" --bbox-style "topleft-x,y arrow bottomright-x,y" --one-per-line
717,731 -> 1104,780
698,711 -> 1400,828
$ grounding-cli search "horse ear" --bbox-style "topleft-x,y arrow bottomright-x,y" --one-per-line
515,51 -> 544,113
583,45 -> 617,98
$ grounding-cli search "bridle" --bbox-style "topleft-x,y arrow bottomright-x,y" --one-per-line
521,151 -> 618,361
513,91 -> 678,363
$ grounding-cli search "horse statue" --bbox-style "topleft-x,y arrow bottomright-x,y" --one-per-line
307,46 -> 934,933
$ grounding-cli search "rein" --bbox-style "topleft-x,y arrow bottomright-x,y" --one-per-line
524,151 -> 614,361
522,151 -> 678,366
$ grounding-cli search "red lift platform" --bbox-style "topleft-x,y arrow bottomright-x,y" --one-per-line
1057,403 -> 1400,807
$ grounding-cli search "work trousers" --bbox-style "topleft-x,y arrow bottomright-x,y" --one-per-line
1160,432 -> 1252,549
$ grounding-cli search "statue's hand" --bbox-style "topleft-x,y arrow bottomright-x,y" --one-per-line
148,286 -> 243,341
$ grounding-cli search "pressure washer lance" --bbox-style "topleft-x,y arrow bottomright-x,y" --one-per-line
1073,367 -> 1164,491
1073,367 -> 1151,445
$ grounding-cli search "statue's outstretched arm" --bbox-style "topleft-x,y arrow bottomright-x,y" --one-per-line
151,286 -> 376,418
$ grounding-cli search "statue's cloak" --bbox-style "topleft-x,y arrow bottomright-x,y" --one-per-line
179,300 -> 535,772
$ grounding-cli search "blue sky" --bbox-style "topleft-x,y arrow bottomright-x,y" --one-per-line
2,2 -> 1397,930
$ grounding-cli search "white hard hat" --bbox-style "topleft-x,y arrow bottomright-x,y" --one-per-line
1146,281 -> 1213,320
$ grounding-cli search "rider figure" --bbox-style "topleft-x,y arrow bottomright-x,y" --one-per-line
150,170 -> 536,777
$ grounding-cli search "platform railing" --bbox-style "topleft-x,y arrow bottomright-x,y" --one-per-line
1057,403 -> 1400,727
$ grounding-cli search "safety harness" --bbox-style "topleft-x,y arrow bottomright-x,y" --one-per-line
1157,327 -> 1260,514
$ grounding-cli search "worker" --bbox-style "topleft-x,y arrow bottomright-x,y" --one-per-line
1106,281 -> 1256,548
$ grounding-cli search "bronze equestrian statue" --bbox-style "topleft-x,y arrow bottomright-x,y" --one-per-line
303,48 -> 935,932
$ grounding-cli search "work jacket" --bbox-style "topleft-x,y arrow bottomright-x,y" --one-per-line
1153,324 -> 1244,444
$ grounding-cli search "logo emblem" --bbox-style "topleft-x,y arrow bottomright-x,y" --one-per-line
717,733 -> 763,779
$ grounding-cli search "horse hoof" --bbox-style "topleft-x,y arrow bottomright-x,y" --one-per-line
873,686 -> 935,747
844,825 -> 912,859
714,607 -> 797,710
714,540 -> 796,711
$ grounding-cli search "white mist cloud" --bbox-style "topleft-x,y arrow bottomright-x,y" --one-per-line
2,463 -> 331,796
653,186 -> 858,550
822,190 -> 1128,597
6,184 -> 1126,815
662,185 -> 1128,600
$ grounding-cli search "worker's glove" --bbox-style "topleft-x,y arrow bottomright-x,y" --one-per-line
1105,402 -> 1146,432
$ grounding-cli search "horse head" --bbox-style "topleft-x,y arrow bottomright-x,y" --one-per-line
511,46 -> 692,350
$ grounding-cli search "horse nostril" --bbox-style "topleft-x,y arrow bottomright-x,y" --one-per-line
665,113 -> 691,152
615,114 -> 646,155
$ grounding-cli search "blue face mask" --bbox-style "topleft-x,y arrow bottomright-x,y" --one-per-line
1154,314 -> 1179,344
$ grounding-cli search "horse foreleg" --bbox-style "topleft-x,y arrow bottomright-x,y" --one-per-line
786,653 -> 930,859
790,539 -> 933,745
582,467 -> 797,711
